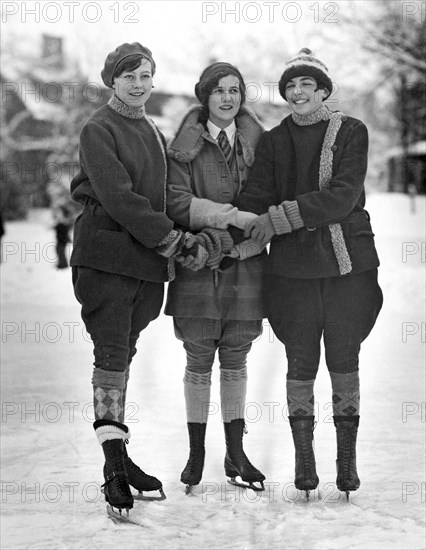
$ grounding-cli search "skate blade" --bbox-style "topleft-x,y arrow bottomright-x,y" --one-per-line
106,504 -> 140,525
227,476 -> 265,492
184,484 -> 195,495
133,488 -> 166,501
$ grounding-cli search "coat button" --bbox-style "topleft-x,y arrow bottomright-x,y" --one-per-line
237,149 -> 242,155
240,179 -> 246,186
331,144 -> 337,152
341,115 -> 347,122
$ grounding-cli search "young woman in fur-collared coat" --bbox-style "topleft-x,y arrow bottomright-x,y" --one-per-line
166,62 -> 267,493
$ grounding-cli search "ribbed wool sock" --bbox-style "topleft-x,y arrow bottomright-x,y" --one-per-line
93,419 -> 130,445
287,379 -> 315,417
330,371 -> 360,416
220,367 -> 247,423
92,368 -> 126,422
183,369 -> 212,423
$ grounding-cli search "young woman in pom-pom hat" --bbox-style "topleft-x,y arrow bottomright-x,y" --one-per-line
165,61 -> 268,493
70,42 -> 207,516
234,48 -> 383,500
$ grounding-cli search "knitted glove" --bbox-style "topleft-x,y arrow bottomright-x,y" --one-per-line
189,198 -> 237,230
175,233 -> 209,271
176,245 -> 209,271
189,198 -> 258,230
232,238 -> 264,260
220,237 -> 264,271
282,201 -> 304,230
193,228 -> 234,270
245,206 -> 292,247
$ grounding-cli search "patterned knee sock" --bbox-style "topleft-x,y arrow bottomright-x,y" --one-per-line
184,369 -> 212,423
287,379 -> 315,417
330,371 -> 360,416
220,367 -> 247,423
121,366 -> 130,418
92,368 -> 126,422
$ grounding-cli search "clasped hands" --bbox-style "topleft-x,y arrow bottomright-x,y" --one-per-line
175,232 -> 209,271
244,205 -> 293,248
175,228 -> 234,271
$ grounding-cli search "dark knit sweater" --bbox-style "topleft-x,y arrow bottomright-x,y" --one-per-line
70,102 -> 174,281
234,114 -> 380,278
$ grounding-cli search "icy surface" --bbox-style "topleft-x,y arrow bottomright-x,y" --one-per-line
1,193 -> 425,549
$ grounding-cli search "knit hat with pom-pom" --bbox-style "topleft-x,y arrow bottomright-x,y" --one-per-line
278,48 -> 333,100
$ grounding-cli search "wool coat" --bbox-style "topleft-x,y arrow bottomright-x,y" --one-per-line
165,106 -> 267,320
70,104 -> 174,282
234,114 -> 380,279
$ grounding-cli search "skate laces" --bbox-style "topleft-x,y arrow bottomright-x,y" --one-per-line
125,457 -> 146,476
339,427 -> 356,477
297,429 -> 316,478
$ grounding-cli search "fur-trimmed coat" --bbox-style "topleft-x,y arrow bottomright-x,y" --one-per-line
165,105 -> 267,320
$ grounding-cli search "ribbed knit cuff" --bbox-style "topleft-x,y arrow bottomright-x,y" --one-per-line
157,229 -> 184,257
282,201 -> 304,230
94,423 -> 130,445
268,205 -> 292,235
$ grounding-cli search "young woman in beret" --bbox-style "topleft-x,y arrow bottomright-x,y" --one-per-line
70,42 -> 206,516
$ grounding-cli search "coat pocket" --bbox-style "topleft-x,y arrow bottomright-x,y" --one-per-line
341,211 -> 380,270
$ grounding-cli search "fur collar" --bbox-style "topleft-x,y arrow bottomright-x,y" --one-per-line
168,105 -> 264,166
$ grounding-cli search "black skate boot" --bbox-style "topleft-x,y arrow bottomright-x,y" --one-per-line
334,416 -> 360,500
224,419 -> 265,491
123,441 -> 166,500
101,438 -> 133,516
289,416 -> 319,499
181,423 -> 207,494
94,420 -> 133,519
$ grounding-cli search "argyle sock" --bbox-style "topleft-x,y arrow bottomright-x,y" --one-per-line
92,368 -> 126,422
287,379 -> 315,417
330,371 -> 360,416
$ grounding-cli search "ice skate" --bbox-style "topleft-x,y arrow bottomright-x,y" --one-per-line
123,442 -> 166,501
224,419 -> 265,491
101,438 -> 134,517
334,416 -> 361,500
289,416 -> 319,499
181,423 -> 207,495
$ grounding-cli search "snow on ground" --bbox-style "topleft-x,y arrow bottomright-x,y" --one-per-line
1,193 -> 425,550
